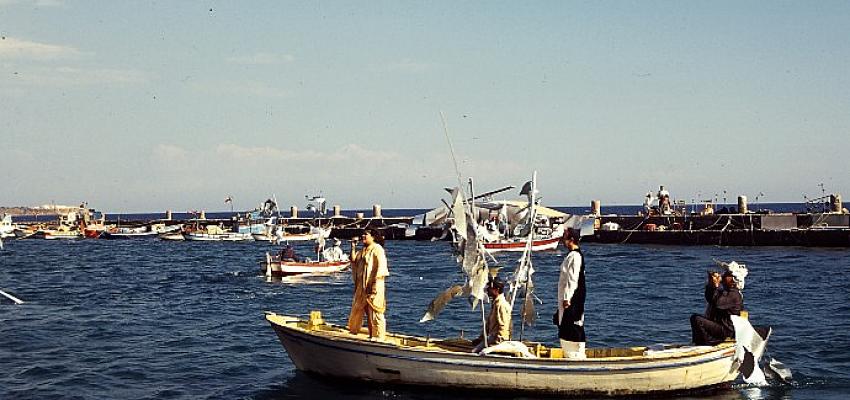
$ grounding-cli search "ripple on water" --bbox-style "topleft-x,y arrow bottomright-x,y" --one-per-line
2,240 -> 849,399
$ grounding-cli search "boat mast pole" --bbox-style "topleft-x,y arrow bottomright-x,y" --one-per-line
470,177 -> 488,348
441,111 -> 489,347
511,171 -> 537,340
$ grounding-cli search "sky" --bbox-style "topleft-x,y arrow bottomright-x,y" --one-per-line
2,1 -> 849,212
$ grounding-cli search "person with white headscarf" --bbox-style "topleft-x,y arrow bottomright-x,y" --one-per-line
690,269 -> 744,345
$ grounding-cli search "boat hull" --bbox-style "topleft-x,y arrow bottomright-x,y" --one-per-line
263,257 -> 350,277
100,231 -> 159,239
266,313 -> 739,396
184,232 -> 254,241
483,236 -> 560,253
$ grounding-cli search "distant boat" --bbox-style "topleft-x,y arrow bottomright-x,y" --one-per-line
253,226 -> 332,243
262,237 -> 350,277
101,223 -> 181,239
37,226 -> 83,240
0,214 -> 20,239
262,255 -> 350,277
183,224 -> 253,241
481,225 -> 564,253
159,231 -> 185,241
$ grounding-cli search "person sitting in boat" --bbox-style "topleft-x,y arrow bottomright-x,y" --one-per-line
472,275 -> 512,353
279,244 -> 297,262
322,238 -> 346,262
690,269 -> 743,346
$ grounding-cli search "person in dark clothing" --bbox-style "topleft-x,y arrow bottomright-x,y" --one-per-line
280,244 -> 297,261
690,270 -> 743,345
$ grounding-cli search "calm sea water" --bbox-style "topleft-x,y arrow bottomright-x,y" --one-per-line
1,238 -> 848,399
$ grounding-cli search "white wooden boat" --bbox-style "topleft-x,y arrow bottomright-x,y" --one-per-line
183,224 -> 253,241
253,226 -> 332,242
0,214 -> 19,238
184,231 -> 254,241
159,231 -> 185,241
37,226 -> 83,240
482,235 -> 561,253
266,311 -> 747,396
99,223 -> 182,239
263,253 -> 350,277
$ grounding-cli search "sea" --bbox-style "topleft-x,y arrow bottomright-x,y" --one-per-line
2,204 -> 849,399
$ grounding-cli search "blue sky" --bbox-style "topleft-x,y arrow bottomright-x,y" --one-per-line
2,1 -> 848,212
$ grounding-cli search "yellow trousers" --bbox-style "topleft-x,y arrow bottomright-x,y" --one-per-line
348,279 -> 386,340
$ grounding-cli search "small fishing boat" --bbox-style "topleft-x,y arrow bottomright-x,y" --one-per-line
482,225 -> 564,253
159,231 -> 185,241
262,255 -> 350,277
266,311 -> 761,396
101,223 -> 181,239
184,224 -> 253,241
37,225 -> 83,240
253,225 -> 332,242
0,214 -> 19,239
262,239 -> 350,277
83,225 -> 106,238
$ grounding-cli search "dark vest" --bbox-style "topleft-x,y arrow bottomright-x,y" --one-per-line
563,248 -> 586,322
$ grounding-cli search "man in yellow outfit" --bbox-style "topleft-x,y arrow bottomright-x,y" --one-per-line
347,228 -> 389,340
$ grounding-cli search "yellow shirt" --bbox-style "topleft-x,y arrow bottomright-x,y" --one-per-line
487,293 -> 512,343
351,243 -> 389,312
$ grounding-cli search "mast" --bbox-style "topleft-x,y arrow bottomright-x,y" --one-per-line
510,171 -> 539,340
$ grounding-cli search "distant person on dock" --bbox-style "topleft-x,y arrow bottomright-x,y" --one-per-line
690,270 -> 743,345
658,185 -> 672,215
471,275 -> 512,353
555,228 -> 587,359
348,228 -> 389,340
643,192 -> 654,215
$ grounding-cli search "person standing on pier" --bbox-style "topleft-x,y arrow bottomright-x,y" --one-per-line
556,228 -> 587,359
348,228 -> 389,340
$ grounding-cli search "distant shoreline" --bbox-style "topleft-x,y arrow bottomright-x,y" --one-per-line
2,202 -> 815,218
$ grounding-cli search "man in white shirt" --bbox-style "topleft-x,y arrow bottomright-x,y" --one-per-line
556,228 -> 586,359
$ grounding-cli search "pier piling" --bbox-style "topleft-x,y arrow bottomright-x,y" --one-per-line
738,196 -> 748,214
